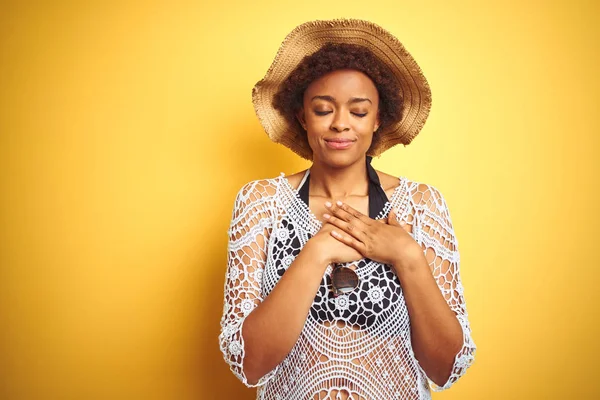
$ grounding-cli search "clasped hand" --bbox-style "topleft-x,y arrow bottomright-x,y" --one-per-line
322,201 -> 423,269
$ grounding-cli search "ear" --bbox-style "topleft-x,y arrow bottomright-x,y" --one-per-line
374,111 -> 381,133
296,108 -> 307,131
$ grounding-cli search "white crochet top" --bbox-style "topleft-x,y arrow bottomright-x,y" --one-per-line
219,172 -> 476,399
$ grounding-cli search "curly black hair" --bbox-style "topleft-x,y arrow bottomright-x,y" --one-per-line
272,42 -> 404,156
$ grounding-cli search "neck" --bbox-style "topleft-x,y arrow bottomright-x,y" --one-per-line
309,156 -> 369,200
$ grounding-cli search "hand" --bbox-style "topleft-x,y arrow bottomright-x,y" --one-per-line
304,222 -> 364,266
323,201 -> 424,269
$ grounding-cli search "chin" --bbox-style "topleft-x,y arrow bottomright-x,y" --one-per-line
314,149 -> 365,169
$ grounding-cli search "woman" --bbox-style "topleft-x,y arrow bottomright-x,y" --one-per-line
219,19 -> 476,400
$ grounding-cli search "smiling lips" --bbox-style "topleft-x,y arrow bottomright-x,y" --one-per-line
325,138 -> 356,150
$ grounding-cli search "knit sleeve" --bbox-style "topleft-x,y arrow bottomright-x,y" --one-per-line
218,179 -> 278,387
409,183 -> 477,391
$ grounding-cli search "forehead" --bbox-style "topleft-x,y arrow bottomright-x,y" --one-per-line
304,69 -> 379,100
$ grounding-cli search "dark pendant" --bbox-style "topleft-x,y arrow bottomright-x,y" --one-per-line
331,266 -> 359,296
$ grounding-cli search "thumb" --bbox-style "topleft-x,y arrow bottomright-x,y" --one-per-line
388,208 -> 401,226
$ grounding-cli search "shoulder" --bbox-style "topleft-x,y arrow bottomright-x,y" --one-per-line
376,169 -> 448,212
233,175 -> 280,210
374,170 -> 403,192
229,177 -> 281,233
281,169 -> 309,190
404,178 -> 451,216
371,170 -> 401,200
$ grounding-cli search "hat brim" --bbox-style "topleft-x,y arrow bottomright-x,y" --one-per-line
252,18 -> 432,160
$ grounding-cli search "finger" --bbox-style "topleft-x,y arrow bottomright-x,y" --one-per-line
393,213 -> 411,232
388,209 -> 402,226
323,213 -> 368,243
388,209 -> 410,232
330,229 -> 367,254
326,201 -> 372,227
399,220 -> 411,233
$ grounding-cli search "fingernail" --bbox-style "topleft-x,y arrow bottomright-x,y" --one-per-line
323,213 -> 330,219
400,221 -> 406,226
336,201 -> 343,206
325,201 -> 332,207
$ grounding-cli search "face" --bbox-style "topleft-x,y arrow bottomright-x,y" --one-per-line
296,69 -> 380,167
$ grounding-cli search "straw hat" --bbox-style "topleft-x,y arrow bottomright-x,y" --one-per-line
252,18 -> 432,160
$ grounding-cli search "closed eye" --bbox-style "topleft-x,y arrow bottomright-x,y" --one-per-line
315,111 -> 367,118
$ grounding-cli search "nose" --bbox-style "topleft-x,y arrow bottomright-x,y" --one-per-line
330,111 -> 350,132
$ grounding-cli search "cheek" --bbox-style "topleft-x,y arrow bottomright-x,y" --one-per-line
361,132 -> 375,148
356,118 -> 377,136
305,131 -> 321,149
304,119 -> 330,143
357,121 -> 376,144
366,113 -> 379,129
306,115 -> 329,130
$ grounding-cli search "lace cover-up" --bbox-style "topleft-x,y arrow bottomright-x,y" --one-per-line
219,173 -> 476,399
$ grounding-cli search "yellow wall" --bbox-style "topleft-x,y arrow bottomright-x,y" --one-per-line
1,1 -> 598,399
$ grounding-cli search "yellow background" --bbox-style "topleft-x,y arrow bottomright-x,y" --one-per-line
1,0 -> 598,399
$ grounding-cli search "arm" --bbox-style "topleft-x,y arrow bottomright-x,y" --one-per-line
393,183 -> 476,390
218,180 -> 330,387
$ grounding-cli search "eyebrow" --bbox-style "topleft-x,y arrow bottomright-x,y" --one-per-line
311,95 -> 372,105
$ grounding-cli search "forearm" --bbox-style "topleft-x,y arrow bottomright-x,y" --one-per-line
241,243 -> 327,385
393,252 -> 463,387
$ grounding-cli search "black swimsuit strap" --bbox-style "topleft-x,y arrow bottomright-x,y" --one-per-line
298,156 -> 389,219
